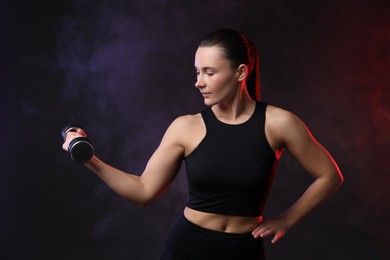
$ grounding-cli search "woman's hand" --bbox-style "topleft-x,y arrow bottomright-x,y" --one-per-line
252,217 -> 289,243
62,128 -> 86,151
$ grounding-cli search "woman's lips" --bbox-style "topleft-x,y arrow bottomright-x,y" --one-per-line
201,92 -> 211,98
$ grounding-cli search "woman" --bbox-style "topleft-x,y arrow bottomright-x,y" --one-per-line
62,29 -> 343,259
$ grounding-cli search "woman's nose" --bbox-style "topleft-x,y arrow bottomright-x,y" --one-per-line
195,76 -> 205,88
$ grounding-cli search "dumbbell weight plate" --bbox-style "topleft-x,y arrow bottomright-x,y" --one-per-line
68,137 -> 94,163
62,124 -> 94,163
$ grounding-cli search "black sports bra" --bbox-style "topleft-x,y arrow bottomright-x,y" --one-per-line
184,102 -> 277,216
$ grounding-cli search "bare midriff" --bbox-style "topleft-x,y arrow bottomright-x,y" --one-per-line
184,207 -> 262,234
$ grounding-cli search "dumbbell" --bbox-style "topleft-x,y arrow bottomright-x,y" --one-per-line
61,124 -> 94,163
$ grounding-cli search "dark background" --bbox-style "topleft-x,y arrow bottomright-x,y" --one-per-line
2,0 -> 389,259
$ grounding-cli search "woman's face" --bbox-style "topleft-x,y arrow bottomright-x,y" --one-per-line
194,46 -> 240,106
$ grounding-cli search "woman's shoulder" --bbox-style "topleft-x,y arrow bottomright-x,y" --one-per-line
165,113 -> 205,150
264,104 -> 303,130
173,113 -> 202,125
266,104 -> 294,119
168,113 -> 203,133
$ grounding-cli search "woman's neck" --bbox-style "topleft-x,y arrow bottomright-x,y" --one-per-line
212,94 -> 256,123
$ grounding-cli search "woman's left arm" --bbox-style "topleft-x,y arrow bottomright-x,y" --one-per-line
252,108 -> 344,243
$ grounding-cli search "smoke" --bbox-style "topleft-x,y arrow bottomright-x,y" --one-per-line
55,1 -> 204,257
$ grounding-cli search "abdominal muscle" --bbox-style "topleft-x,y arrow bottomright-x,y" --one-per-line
184,207 -> 262,234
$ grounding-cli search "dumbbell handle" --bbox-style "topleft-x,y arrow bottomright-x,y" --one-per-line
61,124 -> 84,139
62,125 -> 94,163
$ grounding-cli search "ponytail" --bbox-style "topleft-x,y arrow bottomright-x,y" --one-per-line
246,40 -> 261,101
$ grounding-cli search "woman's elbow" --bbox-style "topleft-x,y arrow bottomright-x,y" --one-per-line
337,173 -> 344,188
130,198 -> 152,208
137,198 -> 155,208
127,198 -> 154,208
131,192 -> 159,208
330,168 -> 344,190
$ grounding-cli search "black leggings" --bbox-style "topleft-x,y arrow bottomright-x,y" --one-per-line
161,214 -> 265,260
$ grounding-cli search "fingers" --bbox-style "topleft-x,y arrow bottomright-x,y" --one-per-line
252,225 -> 267,238
271,230 -> 286,244
252,225 -> 274,239
62,131 -> 84,151
62,142 -> 68,151
76,128 -> 87,138
66,130 -> 85,140
252,218 -> 287,243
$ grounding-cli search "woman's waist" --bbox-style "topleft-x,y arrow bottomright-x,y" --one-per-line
184,207 -> 262,234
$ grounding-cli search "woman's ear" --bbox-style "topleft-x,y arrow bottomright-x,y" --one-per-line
237,64 -> 248,82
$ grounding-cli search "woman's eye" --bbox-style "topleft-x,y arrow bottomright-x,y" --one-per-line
195,70 -> 214,76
